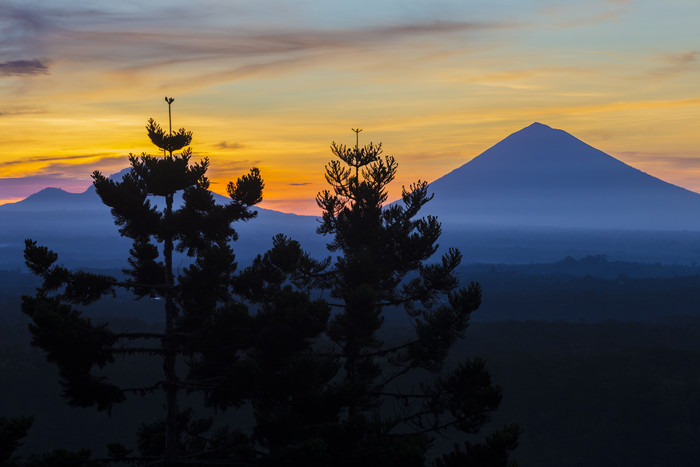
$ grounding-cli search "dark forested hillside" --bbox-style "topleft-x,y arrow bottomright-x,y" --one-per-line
4,315 -> 700,466
455,321 -> 700,467
449,256 -> 700,322
4,255 -> 700,465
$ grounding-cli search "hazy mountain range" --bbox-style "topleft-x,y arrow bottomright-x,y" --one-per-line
3,122 -> 700,268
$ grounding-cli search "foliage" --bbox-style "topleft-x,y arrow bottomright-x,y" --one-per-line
0,415 -> 33,464
191,136 -> 520,464
25,449 -> 103,467
21,98 -> 265,464
307,137 -> 518,464
9,318 -> 700,465
433,425 -> 521,467
20,109 -> 517,465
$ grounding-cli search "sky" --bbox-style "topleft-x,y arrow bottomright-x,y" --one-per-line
0,0 -> 698,215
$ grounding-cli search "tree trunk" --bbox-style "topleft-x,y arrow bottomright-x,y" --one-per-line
163,192 -> 179,464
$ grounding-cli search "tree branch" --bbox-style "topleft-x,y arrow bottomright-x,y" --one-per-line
114,332 -> 165,340
374,364 -> 413,390
122,381 -> 165,394
112,347 -> 163,355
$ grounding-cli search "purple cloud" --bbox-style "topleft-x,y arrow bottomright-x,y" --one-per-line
657,50 -> 699,71
0,59 -> 48,76
0,153 -> 120,168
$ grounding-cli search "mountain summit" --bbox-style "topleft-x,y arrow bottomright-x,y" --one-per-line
425,123 -> 700,230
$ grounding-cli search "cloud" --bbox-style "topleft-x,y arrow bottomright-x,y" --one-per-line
0,150 -> 136,201
103,19 -> 507,68
206,159 -> 263,174
557,9 -> 627,28
650,50 -> 700,78
0,174 -> 68,187
3,2 -> 514,78
540,1 -> 630,28
0,59 -> 48,76
0,152 -> 117,168
288,182 -> 312,186
0,2 -> 523,100
612,151 -> 700,192
110,19 -> 515,91
0,106 -> 45,117
667,51 -> 699,65
215,141 -> 245,150
2,4 -> 50,32
365,20 -> 510,39
0,154 -> 130,188
615,151 -> 700,170
0,5 -> 55,57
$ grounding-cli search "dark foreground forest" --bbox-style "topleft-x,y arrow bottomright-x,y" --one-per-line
3,263 -> 700,466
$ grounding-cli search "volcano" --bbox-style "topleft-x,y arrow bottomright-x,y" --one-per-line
425,122 -> 700,231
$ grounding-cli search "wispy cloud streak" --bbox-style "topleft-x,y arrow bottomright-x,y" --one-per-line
651,50 -> 700,78
0,153 -> 115,168
4,3 -> 513,70
0,59 -> 48,76
215,142 -> 245,150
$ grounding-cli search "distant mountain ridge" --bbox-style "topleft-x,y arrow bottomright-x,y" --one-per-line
0,186 -> 103,212
0,168 -> 321,267
0,168 -> 128,212
3,123 -> 700,269
0,169 -> 311,224
4,123 -> 699,230
425,122 -> 700,230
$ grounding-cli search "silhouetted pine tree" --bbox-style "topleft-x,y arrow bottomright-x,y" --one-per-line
174,133 -> 520,466
21,97 -> 265,465
195,233 -> 336,463
311,134 -> 520,466
0,415 -> 33,465
21,109 -> 517,465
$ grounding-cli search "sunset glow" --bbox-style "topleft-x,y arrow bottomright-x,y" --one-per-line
1,0 -> 699,214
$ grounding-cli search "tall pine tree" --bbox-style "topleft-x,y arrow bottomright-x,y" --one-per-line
22,109 -> 517,465
0,415 -> 33,465
22,97 -> 264,464
312,133 -> 520,466
192,132 -> 521,465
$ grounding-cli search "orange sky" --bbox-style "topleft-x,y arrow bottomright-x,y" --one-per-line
1,0 -> 699,215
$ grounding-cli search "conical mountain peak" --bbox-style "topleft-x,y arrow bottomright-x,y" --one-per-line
511,122 -> 576,144
425,123 -> 700,230
454,122 -> 625,177
523,121 -> 553,130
